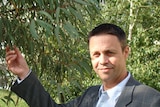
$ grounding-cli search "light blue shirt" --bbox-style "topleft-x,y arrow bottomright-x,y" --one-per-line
96,72 -> 131,107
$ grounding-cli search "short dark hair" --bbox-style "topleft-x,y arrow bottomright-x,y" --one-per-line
88,23 -> 127,50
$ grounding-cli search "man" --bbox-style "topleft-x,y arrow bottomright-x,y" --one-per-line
6,23 -> 160,107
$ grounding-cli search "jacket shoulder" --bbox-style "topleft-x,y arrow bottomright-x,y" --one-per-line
134,84 -> 160,95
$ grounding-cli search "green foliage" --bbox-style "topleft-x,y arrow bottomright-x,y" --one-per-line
0,0 -> 100,104
127,0 -> 160,91
0,0 -> 159,106
0,89 -> 28,107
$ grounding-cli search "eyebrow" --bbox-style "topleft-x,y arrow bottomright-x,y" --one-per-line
90,49 -> 117,54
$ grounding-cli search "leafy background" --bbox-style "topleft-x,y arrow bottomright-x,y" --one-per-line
0,0 -> 159,106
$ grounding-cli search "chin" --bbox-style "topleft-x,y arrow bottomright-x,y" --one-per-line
100,76 -> 110,82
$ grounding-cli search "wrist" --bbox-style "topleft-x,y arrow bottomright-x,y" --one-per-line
17,70 -> 32,84
18,69 -> 30,80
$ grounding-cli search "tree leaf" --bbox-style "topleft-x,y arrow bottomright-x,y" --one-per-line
54,25 -> 61,45
61,8 -> 71,16
36,19 -> 53,36
36,19 -> 52,29
68,6 -> 84,22
36,0 -> 44,8
30,19 -> 39,39
63,22 -> 79,38
75,0 -> 88,5
55,7 -> 60,23
38,11 -> 53,22
0,18 -> 2,37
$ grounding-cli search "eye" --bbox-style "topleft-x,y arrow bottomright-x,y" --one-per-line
94,53 -> 100,57
108,51 -> 114,54
92,52 -> 100,58
106,51 -> 115,56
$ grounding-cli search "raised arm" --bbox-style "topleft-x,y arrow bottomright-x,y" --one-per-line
5,46 -> 77,107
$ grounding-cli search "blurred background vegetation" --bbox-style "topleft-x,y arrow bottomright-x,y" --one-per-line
0,0 -> 159,106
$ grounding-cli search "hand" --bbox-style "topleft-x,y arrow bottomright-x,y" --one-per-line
5,46 -> 30,80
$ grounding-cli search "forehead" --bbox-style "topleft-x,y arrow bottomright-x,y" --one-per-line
89,34 -> 122,52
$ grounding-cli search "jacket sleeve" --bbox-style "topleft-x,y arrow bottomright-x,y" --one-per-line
11,72 -> 70,107
11,72 -> 100,107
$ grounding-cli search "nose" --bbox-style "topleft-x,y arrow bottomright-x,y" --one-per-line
99,54 -> 109,65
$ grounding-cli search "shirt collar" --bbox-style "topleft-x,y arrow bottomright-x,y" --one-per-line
98,72 -> 131,99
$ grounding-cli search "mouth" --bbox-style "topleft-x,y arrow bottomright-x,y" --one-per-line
98,67 -> 113,72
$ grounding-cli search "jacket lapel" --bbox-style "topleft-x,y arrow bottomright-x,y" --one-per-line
115,75 -> 140,107
115,85 -> 135,107
88,85 -> 100,107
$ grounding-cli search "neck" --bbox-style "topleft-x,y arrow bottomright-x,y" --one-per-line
103,72 -> 128,90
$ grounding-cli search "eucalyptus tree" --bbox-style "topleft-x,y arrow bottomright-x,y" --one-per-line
0,0 -> 100,104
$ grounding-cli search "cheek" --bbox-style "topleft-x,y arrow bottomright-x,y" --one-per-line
112,57 -> 125,68
108,57 -> 117,65
91,59 -> 98,69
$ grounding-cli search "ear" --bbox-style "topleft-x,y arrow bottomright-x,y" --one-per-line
123,46 -> 130,59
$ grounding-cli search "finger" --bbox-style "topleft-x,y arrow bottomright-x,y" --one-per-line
6,54 -> 17,64
6,50 -> 16,62
6,50 -> 16,57
14,46 -> 23,58
6,45 -> 10,52
6,54 -> 17,61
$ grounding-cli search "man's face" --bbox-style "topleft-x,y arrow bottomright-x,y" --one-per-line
89,34 -> 129,85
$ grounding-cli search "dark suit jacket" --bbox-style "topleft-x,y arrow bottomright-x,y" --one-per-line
11,72 -> 160,107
